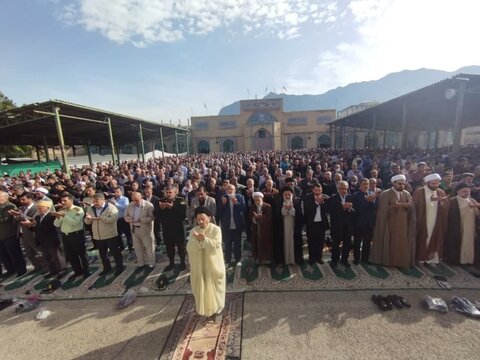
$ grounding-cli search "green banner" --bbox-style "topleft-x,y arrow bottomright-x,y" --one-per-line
0,161 -> 62,176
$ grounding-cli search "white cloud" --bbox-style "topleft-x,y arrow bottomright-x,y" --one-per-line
286,0 -> 480,94
58,0 -> 339,46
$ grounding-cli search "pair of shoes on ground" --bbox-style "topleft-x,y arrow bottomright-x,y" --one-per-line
371,294 -> 411,311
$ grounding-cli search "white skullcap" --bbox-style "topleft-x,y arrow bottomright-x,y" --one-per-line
252,192 -> 264,198
34,187 -> 49,194
424,173 -> 441,183
391,174 -> 406,183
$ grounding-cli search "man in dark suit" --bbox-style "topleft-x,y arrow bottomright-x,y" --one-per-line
14,192 -> 47,272
0,191 -> 27,277
327,181 -> 354,268
157,186 -> 187,271
352,178 -> 377,265
303,183 -> 329,265
28,200 -> 62,278
220,184 -> 246,266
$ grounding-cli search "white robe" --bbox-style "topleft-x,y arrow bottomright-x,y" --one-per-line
187,223 -> 226,316
424,186 -> 439,263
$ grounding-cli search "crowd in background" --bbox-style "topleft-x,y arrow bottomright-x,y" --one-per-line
0,146 -> 479,281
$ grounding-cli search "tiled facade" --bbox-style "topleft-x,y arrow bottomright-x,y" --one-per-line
191,98 -> 335,153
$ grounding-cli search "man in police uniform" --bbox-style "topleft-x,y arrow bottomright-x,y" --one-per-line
158,185 -> 187,271
53,192 -> 90,280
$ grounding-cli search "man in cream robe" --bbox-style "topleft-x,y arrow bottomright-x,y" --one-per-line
413,173 -> 449,264
187,207 -> 226,318
370,174 -> 416,267
444,183 -> 480,265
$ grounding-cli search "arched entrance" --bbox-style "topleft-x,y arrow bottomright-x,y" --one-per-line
197,140 -> 210,153
253,128 -> 272,150
291,136 -> 304,149
318,134 -> 330,148
222,139 -> 234,153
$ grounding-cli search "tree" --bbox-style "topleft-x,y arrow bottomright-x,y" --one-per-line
0,92 -> 33,158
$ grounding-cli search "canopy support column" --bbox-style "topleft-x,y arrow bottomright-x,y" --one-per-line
35,146 -> 41,161
185,132 -> 190,155
116,144 -> 121,164
87,141 -> 93,165
352,127 -> 357,149
53,107 -> 70,175
435,130 -> 440,149
159,127 -> 165,158
107,117 -> 116,164
138,124 -> 145,162
452,80 -> 466,154
174,129 -> 179,155
43,137 -> 50,162
383,130 -> 387,149
400,102 -> 408,151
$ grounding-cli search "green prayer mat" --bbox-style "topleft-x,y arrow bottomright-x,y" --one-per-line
331,263 -> 357,280
360,263 -> 390,279
423,263 -> 456,278
4,270 -> 46,291
123,266 -> 155,288
240,258 -> 259,283
271,264 -> 291,281
300,263 -> 324,281
61,267 -> 99,290
91,266 -> 123,289
397,266 -> 424,279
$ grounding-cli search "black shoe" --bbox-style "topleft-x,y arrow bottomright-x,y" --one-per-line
164,264 -> 174,272
371,295 -> 391,311
387,295 -> 403,309
318,260 -> 324,265
99,269 -> 112,276
145,264 -> 155,270
87,246 -> 98,252
115,266 -> 125,276
179,262 -> 186,271
16,270 -> 27,277
0,271 -> 15,278
68,273 -> 83,281
43,273 -> 55,279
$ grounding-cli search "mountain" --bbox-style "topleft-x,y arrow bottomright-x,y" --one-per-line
218,66 -> 480,115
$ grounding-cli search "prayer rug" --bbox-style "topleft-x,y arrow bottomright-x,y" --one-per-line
270,264 -> 291,281
91,266 -> 123,289
331,263 -> 357,280
422,263 -> 456,278
123,265 -> 155,289
3,270 -> 46,291
159,293 -> 243,360
360,263 -> 390,280
61,266 -> 99,290
300,263 -> 323,281
396,266 -> 424,279
240,258 -> 259,283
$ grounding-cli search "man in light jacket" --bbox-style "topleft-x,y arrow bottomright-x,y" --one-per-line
125,191 -> 155,269
85,192 -> 124,276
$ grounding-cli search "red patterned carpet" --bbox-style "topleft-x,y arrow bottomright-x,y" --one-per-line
159,293 -> 243,360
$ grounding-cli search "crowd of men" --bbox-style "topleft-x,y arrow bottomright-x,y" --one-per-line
0,146 -> 479,281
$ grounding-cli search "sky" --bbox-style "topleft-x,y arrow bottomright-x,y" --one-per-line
1,0 -> 479,124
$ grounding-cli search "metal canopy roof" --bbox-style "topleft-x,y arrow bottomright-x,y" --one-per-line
0,100 -> 188,146
330,73 -> 480,132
